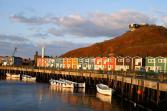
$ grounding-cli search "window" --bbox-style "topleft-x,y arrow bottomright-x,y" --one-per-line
126,59 -> 130,62
103,59 -> 107,64
148,59 -> 154,63
158,59 -> 164,63
109,59 -> 112,62
118,59 -> 123,62
97,60 -> 101,64
135,59 -> 141,65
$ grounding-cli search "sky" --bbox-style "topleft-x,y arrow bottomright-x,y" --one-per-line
0,0 -> 167,58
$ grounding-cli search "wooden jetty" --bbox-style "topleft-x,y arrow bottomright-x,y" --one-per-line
0,66 -> 167,110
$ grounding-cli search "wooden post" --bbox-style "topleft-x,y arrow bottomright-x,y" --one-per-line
130,84 -> 133,99
157,82 -> 160,105
121,82 -> 124,97
142,87 -> 145,103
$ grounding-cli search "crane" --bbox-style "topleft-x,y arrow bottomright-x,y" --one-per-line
12,47 -> 17,57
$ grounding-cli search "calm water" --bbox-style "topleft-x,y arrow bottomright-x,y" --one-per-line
0,79 -> 123,111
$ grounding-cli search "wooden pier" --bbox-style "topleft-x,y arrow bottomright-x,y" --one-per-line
0,66 -> 167,110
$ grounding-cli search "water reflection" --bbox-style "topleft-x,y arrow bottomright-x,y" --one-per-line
21,79 -> 36,83
49,86 -> 119,111
50,86 -> 74,93
96,93 -> 112,104
0,80 -> 122,111
6,77 -> 20,81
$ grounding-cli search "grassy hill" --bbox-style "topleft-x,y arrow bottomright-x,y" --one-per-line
61,25 -> 167,57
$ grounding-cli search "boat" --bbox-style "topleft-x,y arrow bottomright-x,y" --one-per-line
50,79 -> 74,88
22,75 -> 36,81
59,78 -> 85,88
6,73 -> 20,78
96,84 -> 114,96
96,93 -> 111,103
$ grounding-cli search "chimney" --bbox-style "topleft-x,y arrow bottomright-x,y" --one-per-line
34,51 -> 38,67
36,51 -> 38,56
42,47 -> 45,58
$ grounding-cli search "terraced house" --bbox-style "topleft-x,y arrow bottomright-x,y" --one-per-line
48,58 -> 55,68
94,57 -> 103,70
72,58 -> 78,70
55,57 -> 63,69
145,56 -> 167,73
132,56 -> 143,71
78,57 -> 84,70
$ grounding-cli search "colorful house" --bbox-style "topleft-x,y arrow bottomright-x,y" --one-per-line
47,58 -> 55,68
63,57 -> 68,69
72,58 -> 78,70
78,57 -> 84,70
37,57 -> 48,67
82,57 -> 89,70
132,56 -> 143,71
94,57 -> 102,70
115,56 -> 143,71
107,56 -> 116,71
145,56 -> 167,73
67,58 -> 73,69
124,56 -> 133,71
115,56 -> 124,71
101,57 -> 108,71
55,57 -> 63,69
88,57 -> 95,70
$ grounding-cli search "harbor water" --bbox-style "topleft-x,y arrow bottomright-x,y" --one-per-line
0,79 -> 123,111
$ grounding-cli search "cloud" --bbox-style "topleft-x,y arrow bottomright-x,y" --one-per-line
10,10 -> 156,37
0,34 -> 29,43
10,14 -> 49,25
51,10 -> 156,37
161,16 -> 167,27
0,34 -> 88,58
33,32 -> 49,38
0,41 -> 36,58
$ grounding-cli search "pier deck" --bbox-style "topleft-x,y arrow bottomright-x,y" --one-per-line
0,66 -> 167,92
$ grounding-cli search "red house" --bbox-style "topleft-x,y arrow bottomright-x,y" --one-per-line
95,57 -> 116,71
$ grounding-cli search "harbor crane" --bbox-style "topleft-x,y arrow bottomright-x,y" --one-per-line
12,47 -> 17,57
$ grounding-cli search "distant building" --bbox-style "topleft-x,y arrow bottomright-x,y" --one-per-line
129,24 -> 141,31
2,56 -> 22,66
36,55 -> 51,67
0,56 -> 5,65
34,51 -> 38,66
129,23 -> 148,31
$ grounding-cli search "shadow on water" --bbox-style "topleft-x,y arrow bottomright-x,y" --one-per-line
0,73 -> 166,111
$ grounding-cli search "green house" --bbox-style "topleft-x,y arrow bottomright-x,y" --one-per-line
145,56 -> 167,73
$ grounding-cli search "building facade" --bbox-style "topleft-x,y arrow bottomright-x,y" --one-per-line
145,56 -> 167,73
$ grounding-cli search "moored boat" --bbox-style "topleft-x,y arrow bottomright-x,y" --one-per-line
59,78 -> 85,88
96,84 -> 114,96
50,79 -> 74,88
6,73 -> 20,78
22,75 -> 36,81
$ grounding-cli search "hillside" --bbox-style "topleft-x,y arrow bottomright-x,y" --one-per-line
61,25 -> 167,57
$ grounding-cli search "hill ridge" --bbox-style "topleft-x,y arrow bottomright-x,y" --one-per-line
61,25 -> 167,57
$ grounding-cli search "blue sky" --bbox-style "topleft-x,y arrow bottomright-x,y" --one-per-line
0,0 -> 167,58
